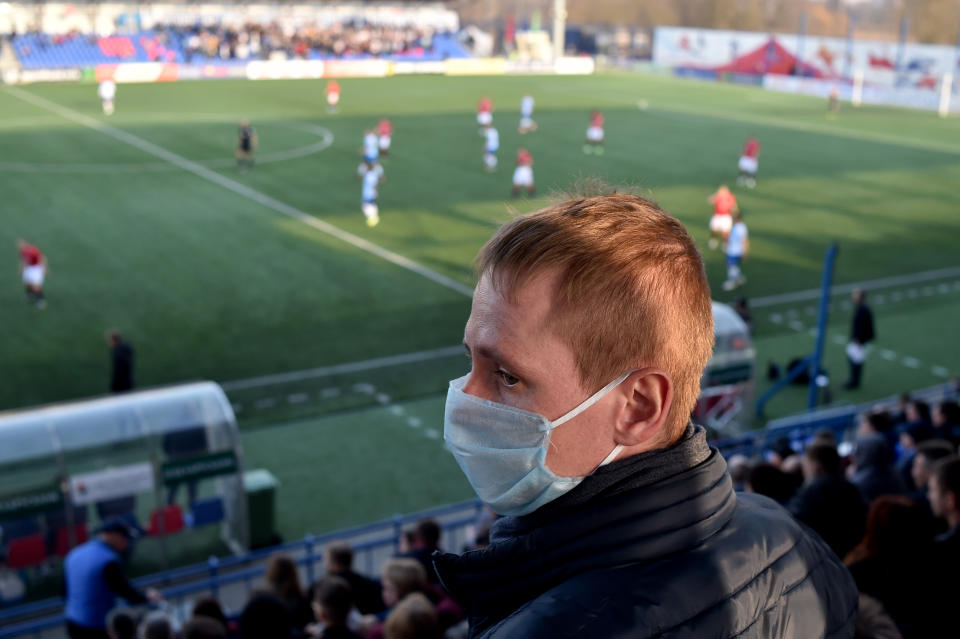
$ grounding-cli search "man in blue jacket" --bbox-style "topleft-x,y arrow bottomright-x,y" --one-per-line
64,520 -> 162,638
434,193 -> 857,638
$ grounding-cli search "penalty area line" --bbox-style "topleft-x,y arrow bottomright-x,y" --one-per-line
4,86 -> 475,299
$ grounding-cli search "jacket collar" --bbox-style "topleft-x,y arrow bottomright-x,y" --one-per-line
433,426 -> 736,624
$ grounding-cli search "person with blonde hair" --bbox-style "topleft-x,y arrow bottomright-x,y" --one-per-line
433,192 -> 857,637
383,593 -> 439,639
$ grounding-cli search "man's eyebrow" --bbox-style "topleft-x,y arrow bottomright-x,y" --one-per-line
470,343 -> 528,376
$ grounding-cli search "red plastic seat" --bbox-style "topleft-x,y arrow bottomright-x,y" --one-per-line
55,524 -> 90,556
6,534 -> 47,569
148,504 -> 185,536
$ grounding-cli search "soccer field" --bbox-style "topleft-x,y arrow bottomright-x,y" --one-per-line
2,73 -> 960,539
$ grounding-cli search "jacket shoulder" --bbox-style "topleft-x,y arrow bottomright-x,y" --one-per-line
482,494 -> 857,639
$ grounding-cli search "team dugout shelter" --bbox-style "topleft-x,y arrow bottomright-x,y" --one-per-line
0,382 -> 248,582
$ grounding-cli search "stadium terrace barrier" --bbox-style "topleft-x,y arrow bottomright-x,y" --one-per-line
0,499 -> 485,637
713,381 -> 957,460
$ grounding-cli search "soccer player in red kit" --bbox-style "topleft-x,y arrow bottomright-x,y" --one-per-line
326,80 -> 341,113
707,185 -> 739,250
584,110 -> 605,155
737,137 -> 760,189
377,118 -> 393,157
17,239 -> 47,308
477,97 -> 493,131
512,148 -> 535,198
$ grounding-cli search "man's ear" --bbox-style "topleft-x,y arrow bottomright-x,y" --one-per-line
614,368 -> 674,448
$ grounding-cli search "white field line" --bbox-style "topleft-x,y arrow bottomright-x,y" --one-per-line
221,345 -> 464,391
4,87 -> 475,299
652,101 -> 960,156
751,266 -> 960,308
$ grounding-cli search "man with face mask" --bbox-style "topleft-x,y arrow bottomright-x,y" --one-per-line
433,194 -> 857,638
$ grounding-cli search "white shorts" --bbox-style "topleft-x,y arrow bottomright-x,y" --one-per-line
587,126 -> 604,142
477,112 -> 492,126
327,93 -> 340,106
709,214 -> 733,234
362,202 -> 379,217
738,156 -> 758,174
513,165 -> 534,187
379,135 -> 391,150
520,117 -> 534,129
23,265 -> 45,287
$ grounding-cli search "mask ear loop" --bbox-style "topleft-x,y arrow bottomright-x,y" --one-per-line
550,371 -> 634,427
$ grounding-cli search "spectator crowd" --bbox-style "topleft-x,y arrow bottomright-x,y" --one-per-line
728,393 -> 960,638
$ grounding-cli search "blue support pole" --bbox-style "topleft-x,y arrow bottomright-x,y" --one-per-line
207,556 -> 220,600
807,244 -> 839,411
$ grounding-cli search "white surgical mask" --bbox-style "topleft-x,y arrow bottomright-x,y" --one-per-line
443,372 -> 631,516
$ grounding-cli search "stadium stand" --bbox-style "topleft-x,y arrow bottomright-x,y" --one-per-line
12,25 -> 468,69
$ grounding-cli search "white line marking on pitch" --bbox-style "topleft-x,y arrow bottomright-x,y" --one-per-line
932,366 -> 950,378
221,345 -> 465,390
287,393 -> 309,404
880,349 -> 898,360
4,87 -> 475,300
407,417 -> 422,428
902,357 -> 922,369
750,266 -> 960,308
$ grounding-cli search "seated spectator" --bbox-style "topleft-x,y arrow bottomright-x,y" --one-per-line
850,433 -> 904,503
789,441 -> 866,559
140,611 -> 174,639
896,420 -> 933,491
183,617 -> 227,639
365,558 -> 460,639
323,541 -> 385,615
241,591 -> 291,639
383,593 -> 440,639
812,427 -> 837,446
912,440 -> 955,502
932,400 -> 960,444
191,594 -> 229,627
265,553 -> 314,631
744,462 -> 797,505
858,409 -> 897,452
925,455 -> 960,636
397,519 -> 441,583
107,608 -> 138,639
725,454 -> 750,491
310,575 -> 361,639
765,436 -> 797,468
928,455 -> 960,557
845,496 -> 933,637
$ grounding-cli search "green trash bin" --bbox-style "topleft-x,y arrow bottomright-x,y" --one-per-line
244,469 -> 279,549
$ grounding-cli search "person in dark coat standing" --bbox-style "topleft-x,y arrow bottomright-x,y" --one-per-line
106,330 -> 135,393
433,194 -> 857,638
844,289 -> 875,389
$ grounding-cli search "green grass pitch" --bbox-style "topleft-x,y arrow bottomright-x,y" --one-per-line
2,73 -> 959,542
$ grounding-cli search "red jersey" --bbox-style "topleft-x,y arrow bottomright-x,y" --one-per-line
327,81 -> 340,95
516,149 -> 533,166
743,138 -> 759,158
591,112 -> 605,128
712,191 -> 737,216
378,119 -> 393,136
20,244 -> 43,266
478,97 -> 492,114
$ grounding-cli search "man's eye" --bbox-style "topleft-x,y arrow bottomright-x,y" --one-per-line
496,370 -> 520,387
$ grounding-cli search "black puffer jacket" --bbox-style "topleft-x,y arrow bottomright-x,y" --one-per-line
434,426 -> 857,638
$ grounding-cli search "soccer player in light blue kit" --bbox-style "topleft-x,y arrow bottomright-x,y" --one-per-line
519,94 -> 537,133
483,124 -> 500,172
723,211 -> 749,291
358,160 -> 384,227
